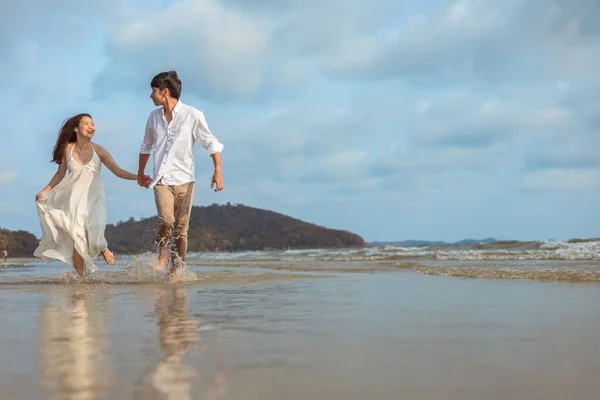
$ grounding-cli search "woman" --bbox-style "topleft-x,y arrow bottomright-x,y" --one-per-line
34,113 -> 145,276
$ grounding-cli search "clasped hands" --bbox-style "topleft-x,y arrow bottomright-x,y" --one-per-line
137,174 -> 152,188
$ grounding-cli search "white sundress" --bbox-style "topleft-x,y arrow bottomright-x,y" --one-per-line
34,144 -> 108,274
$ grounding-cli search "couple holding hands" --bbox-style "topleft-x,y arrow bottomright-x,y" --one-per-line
34,71 -> 224,279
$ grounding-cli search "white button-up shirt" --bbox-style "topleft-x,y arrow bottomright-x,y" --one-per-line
140,101 -> 224,188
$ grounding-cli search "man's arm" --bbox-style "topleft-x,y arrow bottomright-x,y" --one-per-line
210,152 -> 224,192
192,110 -> 225,192
138,116 -> 155,187
192,111 -> 224,155
138,154 -> 151,187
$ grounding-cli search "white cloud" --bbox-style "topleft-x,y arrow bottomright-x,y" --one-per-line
93,0 -> 406,100
0,171 -> 16,184
96,0 -> 278,99
327,0 -> 600,85
523,169 -> 600,191
90,0 -> 600,110
323,150 -> 377,188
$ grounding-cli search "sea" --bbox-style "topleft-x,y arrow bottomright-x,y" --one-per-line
1,239 -> 600,399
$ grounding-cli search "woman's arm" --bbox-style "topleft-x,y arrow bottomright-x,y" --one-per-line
36,151 -> 68,201
94,144 -> 138,180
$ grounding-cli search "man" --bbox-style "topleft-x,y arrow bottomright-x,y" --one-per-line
2,249 -> 6,262
138,71 -> 224,277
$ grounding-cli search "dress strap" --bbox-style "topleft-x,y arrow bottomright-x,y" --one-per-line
91,143 -> 101,162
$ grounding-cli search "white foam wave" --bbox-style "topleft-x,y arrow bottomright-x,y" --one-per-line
435,240 -> 600,261
184,240 -> 600,262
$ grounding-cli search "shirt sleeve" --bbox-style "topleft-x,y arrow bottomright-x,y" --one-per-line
140,115 -> 155,154
193,111 -> 224,155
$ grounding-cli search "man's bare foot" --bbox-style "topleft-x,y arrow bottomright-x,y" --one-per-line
168,256 -> 186,283
73,265 -> 84,277
102,248 -> 115,265
169,270 -> 182,283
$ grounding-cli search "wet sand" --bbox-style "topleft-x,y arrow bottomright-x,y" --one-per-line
1,259 -> 600,399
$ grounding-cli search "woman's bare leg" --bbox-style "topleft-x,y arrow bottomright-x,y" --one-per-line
73,248 -> 84,277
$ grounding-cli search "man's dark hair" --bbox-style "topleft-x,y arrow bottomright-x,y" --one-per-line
150,71 -> 182,99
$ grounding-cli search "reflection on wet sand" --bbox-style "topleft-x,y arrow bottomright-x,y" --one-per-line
37,287 -> 111,400
136,287 -> 227,400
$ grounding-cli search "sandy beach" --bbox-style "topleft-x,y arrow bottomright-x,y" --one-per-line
1,247 -> 600,399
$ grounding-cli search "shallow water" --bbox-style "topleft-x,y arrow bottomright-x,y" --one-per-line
1,254 -> 600,399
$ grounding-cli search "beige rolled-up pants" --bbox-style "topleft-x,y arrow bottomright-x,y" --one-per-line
153,181 -> 195,260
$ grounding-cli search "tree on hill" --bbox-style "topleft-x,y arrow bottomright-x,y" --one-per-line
0,232 -> 8,251
0,228 -> 39,257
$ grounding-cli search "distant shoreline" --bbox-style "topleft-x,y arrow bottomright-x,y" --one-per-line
0,257 -> 39,268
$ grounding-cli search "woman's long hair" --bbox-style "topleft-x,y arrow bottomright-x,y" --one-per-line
51,113 -> 92,164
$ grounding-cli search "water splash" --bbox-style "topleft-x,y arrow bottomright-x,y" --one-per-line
52,253 -> 201,285
126,252 -> 199,283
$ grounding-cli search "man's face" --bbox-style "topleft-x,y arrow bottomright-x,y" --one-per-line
150,87 -> 168,106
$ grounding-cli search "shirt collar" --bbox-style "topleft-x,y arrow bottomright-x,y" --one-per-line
173,100 -> 184,116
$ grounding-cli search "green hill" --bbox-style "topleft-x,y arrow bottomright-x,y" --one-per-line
105,203 -> 367,253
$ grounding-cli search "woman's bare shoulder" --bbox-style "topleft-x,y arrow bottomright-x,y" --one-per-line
92,142 -> 110,159
64,143 -> 74,155
92,142 -> 106,152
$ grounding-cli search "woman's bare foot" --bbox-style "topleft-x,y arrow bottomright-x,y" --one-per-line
102,248 -> 115,265
73,264 -> 84,277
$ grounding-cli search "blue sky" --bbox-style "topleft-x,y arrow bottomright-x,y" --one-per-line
0,0 -> 599,242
